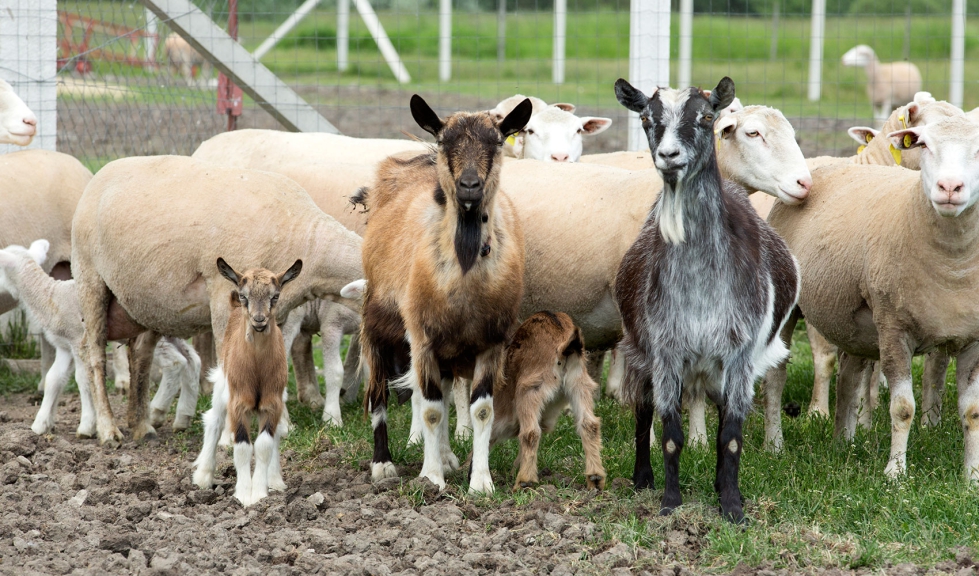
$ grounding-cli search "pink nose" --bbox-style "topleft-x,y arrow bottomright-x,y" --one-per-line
797,177 -> 812,194
937,179 -> 964,196
551,153 -> 569,162
23,115 -> 36,134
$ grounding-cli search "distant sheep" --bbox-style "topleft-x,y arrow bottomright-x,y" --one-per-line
164,33 -> 211,86
841,45 -> 922,122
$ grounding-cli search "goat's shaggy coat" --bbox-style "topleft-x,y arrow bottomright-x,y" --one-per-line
613,78 -> 799,523
358,95 -> 532,493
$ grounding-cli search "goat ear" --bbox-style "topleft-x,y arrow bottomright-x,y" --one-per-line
552,102 -> 576,113
709,77 -> 736,112
614,78 -> 649,113
888,127 -> 925,150
410,95 -> 443,138
580,117 -> 612,136
499,98 -> 533,138
216,257 -> 240,286
279,259 -> 303,287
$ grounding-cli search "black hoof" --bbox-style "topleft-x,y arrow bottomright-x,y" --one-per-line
782,402 -> 801,418
659,505 -> 676,516
633,470 -> 655,491
720,506 -> 747,525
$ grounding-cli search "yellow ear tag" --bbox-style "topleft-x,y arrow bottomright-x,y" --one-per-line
505,135 -> 516,147
899,114 -> 908,130
890,144 -> 902,165
903,134 -> 913,148
857,145 -> 866,154
865,133 -> 874,143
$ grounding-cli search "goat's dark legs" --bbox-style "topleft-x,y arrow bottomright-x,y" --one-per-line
660,405 -> 685,515
364,333 -> 396,481
715,405 -> 746,524
633,399 -> 656,490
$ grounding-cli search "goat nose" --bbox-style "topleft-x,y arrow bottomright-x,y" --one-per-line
938,179 -> 964,195
797,177 -> 812,193
658,148 -> 680,160
254,315 -> 267,324
459,176 -> 481,190
550,153 -> 569,162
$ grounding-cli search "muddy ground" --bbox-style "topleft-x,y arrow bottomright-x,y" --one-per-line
1,390 -> 976,576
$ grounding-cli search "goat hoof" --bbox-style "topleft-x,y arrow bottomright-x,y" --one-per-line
192,470 -> 214,490
133,425 -> 158,443
513,480 -> 535,492
76,425 -> 96,439
587,474 -> 606,490
172,415 -> 192,432
720,505 -> 746,525
98,425 -> 124,447
149,409 -> 167,428
632,470 -> 655,491
269,478 -> 286,492
454,428 -> 472,441
371,461 -> 398,481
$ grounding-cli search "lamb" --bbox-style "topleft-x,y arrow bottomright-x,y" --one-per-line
613,77 -> 799,523
492,311 -> 605,491
0,78 -> 38,146
0,240 -> 200,437
71,155 -> 363,444
164,33 -> 211,86
193,259 -> 301,506
767,117 -> 979,481
841,45 -> 922,123
358,95 -> 532,493
516,107 -> 611,162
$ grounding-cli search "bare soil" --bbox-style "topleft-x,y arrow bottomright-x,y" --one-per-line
1,391 -> 976,576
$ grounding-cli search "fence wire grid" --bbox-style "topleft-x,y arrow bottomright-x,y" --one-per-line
45,0 -> 979,171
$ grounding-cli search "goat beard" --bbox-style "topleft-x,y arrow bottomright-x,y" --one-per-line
455,205 -> 483,274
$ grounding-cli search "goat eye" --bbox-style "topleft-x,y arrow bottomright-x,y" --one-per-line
703,114 -> 714,123
271,295 -> 279,306
640,115 -> 648,123
240,296 -> 248,306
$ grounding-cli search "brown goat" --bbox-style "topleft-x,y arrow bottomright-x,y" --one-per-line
492,311 -> 605,491
192,258 -> 302,507
358,94 -> 532,493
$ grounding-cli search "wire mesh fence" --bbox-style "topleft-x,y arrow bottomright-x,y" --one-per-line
48,0 -> 979,170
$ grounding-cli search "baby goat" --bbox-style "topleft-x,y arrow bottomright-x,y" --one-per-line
613,77 -> 799,523
192,258 -> 302,507
491,311 -> 605,491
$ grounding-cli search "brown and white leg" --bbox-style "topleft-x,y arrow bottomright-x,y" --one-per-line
565,353 -> 605,490
79,277 -> 122,445
127,332 -> 161,442
413,350 -> 448,489
807,324 -> 836,417
955,343 -> 979,483
921,352 -> 949,427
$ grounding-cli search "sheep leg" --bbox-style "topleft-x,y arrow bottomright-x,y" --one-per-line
439,380 -> 459,470
31,346 -> 73,435
415,350 -> 448,490
149,341 -> 185,428
364,336 -> 397,481
921,352 -> 950,427
292,330 -> 325,411
881,334 -> 915,478
172,340 -> 201,432
565,352 -> 605,490
955,343 -> 979,483
73,355 -> 96,439
192,368 -> 228,489
605,345 -> 626,400
763,308 -> 801,451
684,379 -> 708,447
869,361 -> 882,413
79,278 -> 122,445
407,386 -> 423,446
320,324 -> 346,426
340,333 -> 363,404
38,336 -> 55,394
833,352 -> 871,440
127,332 -> 161,442
193,332 -> 216,396
807,324 -> 837,417
112,342 -> 130,394
453,377 -> 472,440
468,345 -> 503,495
633,397 -> 656,491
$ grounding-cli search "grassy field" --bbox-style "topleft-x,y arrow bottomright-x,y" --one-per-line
7,321 -> 973,570
57,2 -> 979,120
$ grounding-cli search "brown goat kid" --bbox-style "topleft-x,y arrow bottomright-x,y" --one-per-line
192,258 -> 302,508
359,94 -> 532,494
492,311 -> 605,491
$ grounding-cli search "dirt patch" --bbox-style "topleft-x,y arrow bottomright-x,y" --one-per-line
0,391 -> 974,575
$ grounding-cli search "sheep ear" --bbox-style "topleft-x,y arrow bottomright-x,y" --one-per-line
709,77 -> 736,112
552,102 -> 576,113
579,117 -> 612,136
28,239 -> 49,266
714,115 -> 738,139
216,258 -> 240,286
614,79 -> 650,113
847,126 -> 878,145
410,94 -> 443,138
913,91 -> 935,105
888,128 -> 925,150
904,102 -> 923,126
279,259 -> 303,287
340,279 -> 367,300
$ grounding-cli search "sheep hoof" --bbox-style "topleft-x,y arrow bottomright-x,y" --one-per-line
513,480 -> 535,492
269,478 -> 286,492
133,423 -> 158,443
192,470 -> 214,490
31,421 -> 52,436
149,409 -> 168,428
172,414 -> 192,432
97,425 -> 124,447
441,451 -> 460,471
76,424 -> 96,439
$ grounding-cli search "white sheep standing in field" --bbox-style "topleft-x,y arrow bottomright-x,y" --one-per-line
841,45 -> 922,123
0,240 -> 200,437
164,33 -> 212,87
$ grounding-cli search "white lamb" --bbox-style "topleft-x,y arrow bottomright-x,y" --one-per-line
841,45 -> 922,123
0,240 -> 201,436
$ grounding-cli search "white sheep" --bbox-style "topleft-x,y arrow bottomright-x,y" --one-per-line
0,240 -> 200,437
164,33 -> 211,87
841,45 -> 922,123
489,94 -> 610,161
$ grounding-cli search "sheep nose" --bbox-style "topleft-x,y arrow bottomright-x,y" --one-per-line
797,177 -> 812,193
550,153 -> 569,162
23,115 -> 36,127
937,179 -> 964,195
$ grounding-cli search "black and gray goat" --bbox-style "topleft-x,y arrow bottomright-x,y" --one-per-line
612,77 -> 799,523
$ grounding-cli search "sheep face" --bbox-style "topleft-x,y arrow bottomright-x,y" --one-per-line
841,45 -> 877,68
890,118 -> 979,217
520,107 -> 612,163
714,106 -> 812,204
0,79 -> 37,146
614,77 -> 736,186
217,258 -> 303,338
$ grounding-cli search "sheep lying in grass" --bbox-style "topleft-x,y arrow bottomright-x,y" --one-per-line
841,45 -> 922,123
0,240 -> 200,437
193,258 -> 302,507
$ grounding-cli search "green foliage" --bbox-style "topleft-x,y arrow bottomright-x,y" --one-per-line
0,311 -> 40,360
